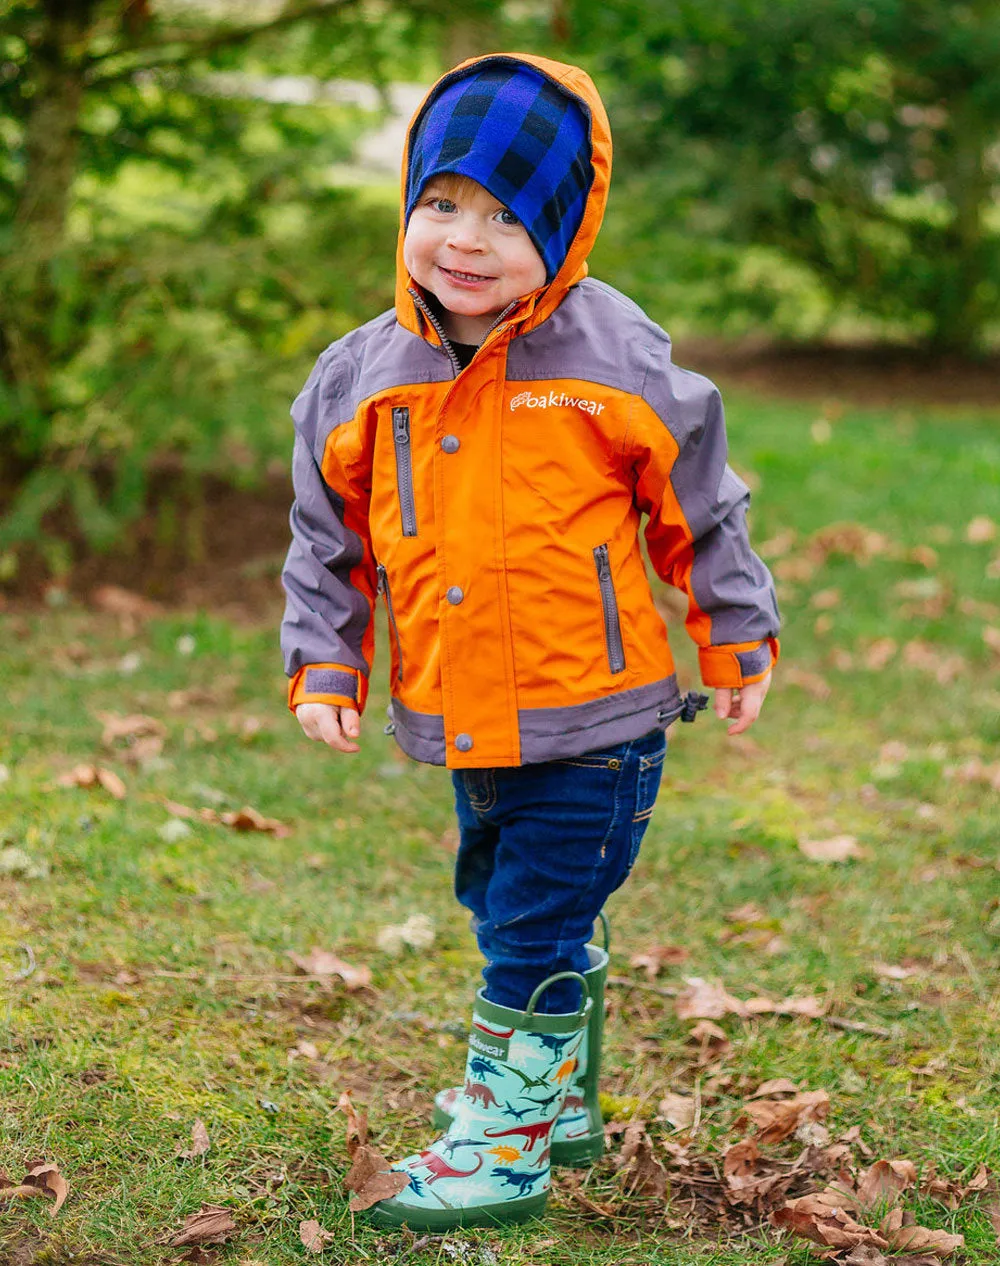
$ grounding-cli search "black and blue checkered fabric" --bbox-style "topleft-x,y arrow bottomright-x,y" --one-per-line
405,61 -> 593,282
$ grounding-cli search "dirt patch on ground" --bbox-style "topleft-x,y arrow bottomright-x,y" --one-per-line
2,343 -> 997,612
682,339 -> 1000,407
5,472 -> 294,619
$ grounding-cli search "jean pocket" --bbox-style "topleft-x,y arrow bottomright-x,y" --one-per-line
463,768 -> 497,813
628,742 -> 666,866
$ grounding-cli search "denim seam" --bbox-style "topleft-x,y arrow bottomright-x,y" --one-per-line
549,750 -> 630,972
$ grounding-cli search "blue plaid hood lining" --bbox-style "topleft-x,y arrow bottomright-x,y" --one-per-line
404,58 -> 595,284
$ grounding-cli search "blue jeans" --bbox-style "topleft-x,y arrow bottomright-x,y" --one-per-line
451,727 -> 667,1013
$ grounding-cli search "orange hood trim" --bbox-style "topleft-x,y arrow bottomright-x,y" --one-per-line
393,52 -> 613,346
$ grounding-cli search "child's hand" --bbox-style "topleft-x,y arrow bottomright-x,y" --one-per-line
295,702 -> 361,754
714,672 -> 771,736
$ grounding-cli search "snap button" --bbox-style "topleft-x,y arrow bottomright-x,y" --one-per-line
446,586 -> 464,605
441,434 -> 460,453
455,733 -> 473,752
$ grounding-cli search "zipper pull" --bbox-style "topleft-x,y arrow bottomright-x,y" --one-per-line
392,407 -> 410,444
595,544 -> 611,581
376,563 -> 386,594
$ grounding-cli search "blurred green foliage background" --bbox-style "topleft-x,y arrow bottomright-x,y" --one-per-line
1,0 -> 998,571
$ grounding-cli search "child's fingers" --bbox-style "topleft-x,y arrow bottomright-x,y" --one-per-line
714,688 -> 736,719
295,703 -> 360,753
725,674 -> 771,735
316,707 -> 361,753
340,707 -> 361,739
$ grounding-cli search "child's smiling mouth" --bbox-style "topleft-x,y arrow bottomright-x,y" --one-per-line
440,266 -> 497,285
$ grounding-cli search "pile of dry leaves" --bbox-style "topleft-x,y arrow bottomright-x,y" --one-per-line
554,1076 -> 996,1263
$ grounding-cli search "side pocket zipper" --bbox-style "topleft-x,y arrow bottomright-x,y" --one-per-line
392,407 -> 417,537
376,563 -> 404,683
593,543 -> 626,675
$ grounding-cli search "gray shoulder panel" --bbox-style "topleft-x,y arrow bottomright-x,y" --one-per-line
290,309 -> 452,456
507,277 -> 666,394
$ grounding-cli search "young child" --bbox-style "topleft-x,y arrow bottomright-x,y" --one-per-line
281,53 -> 779,1229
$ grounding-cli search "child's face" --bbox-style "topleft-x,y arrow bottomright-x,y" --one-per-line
404,177 -> 547,344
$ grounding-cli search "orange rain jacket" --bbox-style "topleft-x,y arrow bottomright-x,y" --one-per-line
281,53 -> 780,770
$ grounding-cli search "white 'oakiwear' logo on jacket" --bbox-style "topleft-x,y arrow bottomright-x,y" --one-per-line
510,389 -> 606,415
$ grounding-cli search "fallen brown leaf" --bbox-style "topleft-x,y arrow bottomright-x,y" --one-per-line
874,962 -> 918,981
723,1138 -> 760,1196
862,638 -> 898,671
772,1191 -> 889,1251
676,977 -> 749,1020
886,1224 -> 964,1255
289,1040 -> 320,1061
855,1158 -> 918,1209
628,944 -> 689,978
57,764 -> 127,800
907,545 -> 939,569
798,835 -> 865,863
168,1204 -> 237,1247
616,1120 -> 668,1198
966,516 -> 996,544
91,585 -> 161,619
809,523 -> 893,565
776,995 -> 828,1018
289,950 -> 372,991
747,1090 -> 830,1145
97,712 -> 166,747
657,1092 -> 696,1129
300,1219 -> 336,1252
343,1144 -> 410,1211
220,806 -> 291,838
983,626 -> 1000,656
0,1184 -> 50,1204
177,1119 -> 210,1160
759,529 -> 798,560
750,1078 -> 799,1099
24,1161 -> 68,1214
336,1089 -> 368,1157
724,902 -> 768,923
902,640 -> 966,684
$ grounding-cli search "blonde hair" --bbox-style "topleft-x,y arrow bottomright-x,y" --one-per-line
420,172 -> 491,203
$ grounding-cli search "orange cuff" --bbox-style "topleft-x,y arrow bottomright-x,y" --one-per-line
699,637 -> 780,689
288,664 -> 370,714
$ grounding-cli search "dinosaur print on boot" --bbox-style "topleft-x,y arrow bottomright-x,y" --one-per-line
432,944 -> 610,1168
367,985 -> 590,1230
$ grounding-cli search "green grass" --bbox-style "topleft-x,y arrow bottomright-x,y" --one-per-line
1,389 -> 999,1265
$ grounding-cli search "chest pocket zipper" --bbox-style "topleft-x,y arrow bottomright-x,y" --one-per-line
392,407 -> 417,537
377,563 -> 404,682
594,543 -> 626,675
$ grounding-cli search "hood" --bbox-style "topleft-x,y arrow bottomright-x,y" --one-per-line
394,52 -> 613,346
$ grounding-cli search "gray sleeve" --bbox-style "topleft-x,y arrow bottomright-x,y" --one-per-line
641,364 -> 780,662
280,354 -> 373,680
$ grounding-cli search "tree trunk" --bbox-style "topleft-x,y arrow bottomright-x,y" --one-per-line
931,97 -> 992,356
0,0 -> 96,401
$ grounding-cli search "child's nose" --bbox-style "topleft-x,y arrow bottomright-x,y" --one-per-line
446,215 -> 486,251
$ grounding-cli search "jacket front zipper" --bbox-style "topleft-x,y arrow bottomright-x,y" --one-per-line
407,289 -> 521,377
377,563 -> 404,682
408,289 -> 462,376
594,543 -> 626,674
392,407 -> 417,537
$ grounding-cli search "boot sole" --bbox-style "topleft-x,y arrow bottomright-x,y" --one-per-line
366,1191 -> 548,1230
431,1105 -> 604,1167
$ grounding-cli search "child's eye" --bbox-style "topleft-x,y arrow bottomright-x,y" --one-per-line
432,197 -> 457,213
496,209 -> 521,227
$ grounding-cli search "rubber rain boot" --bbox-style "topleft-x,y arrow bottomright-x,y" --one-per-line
367,972 -> 591,1230
434,914 -> 610,1167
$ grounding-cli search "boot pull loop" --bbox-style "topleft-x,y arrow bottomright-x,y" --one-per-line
596,911 -> 611,952
525,971 -> 591,1021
